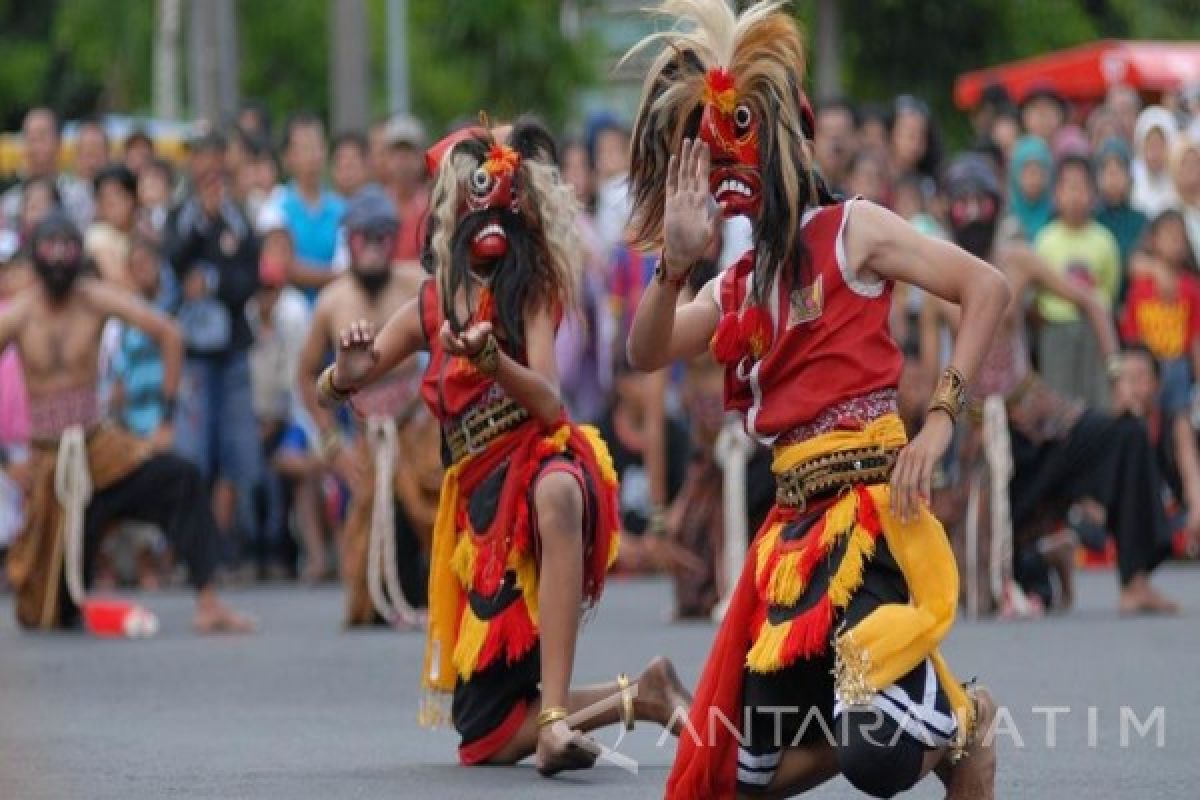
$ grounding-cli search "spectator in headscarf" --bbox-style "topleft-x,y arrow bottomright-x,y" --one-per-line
1007,135 -> 1055,242
1093,137 -> 1147,290
1131,106 -> 1180,217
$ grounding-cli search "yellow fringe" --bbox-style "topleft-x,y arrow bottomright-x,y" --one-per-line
606,526 -> 621,568
745,617 -> 792,673
547,424 -> 572,452
452,604 -> 489,680
822,490 -> 858,545
827,522 -> 878,608
449,532 -> 477,589
765,547 -> 807,606
578,424 -> 620,487
512,550 -> 540,622
754,522 -> 784,584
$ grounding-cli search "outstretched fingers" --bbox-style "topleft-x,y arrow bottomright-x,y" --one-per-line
666,153 -> 680,198
693,139 -> 710,198
339,319 -> 374,350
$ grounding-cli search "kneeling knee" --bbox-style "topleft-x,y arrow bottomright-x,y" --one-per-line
534,471 -> 583,534
836,711 -> 923,799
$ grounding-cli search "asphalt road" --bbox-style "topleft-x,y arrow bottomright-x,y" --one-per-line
2,568 -> 1198,799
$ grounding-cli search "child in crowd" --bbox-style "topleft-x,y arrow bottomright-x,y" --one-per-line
111,237 -> 171,445
1093,137 -> 1147,302
1008,135 -> 1055,241
1035,154 -> 1122,408
1120,210 -> 1200,415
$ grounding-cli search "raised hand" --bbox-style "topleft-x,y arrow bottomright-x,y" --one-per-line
335,318 -> 380,388
663,138 -> 721,279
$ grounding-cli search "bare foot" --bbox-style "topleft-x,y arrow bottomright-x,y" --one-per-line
1119,575 -> 1180,616
937,687 -> 997,800
193,594 -> 257,634
635,656 -> 693,733
535,719 -> 598,777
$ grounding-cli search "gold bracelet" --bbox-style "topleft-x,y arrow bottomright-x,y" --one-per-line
927,366 -> 967,423
469,333 -> 501,376
317,365 -> 355,406
537,706 -> 569,728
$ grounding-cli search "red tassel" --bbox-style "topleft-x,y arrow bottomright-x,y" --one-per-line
477,601 -> 539,673
796,518 -> 830,587
710,312 -> 743,365
755,544 -> 783,597
781,594 -> 835,661
855,484 -> 882,534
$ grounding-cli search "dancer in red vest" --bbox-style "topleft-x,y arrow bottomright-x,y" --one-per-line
316,117 -> 690,777
624,2 -> 1011,797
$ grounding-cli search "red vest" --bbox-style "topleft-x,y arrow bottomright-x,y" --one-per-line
716,200 -> 902,440
418,278 -> 497,420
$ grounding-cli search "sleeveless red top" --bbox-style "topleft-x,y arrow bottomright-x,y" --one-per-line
715,200 -> 902,441
418,278 -> 501,421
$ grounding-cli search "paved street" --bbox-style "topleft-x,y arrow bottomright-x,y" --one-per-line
2,568 -> 1199,799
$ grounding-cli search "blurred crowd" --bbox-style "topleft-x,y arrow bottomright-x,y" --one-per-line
2,77 -> 1200,615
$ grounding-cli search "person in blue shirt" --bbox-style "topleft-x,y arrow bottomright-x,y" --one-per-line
112,237 -> 170,441
279,113 -> 345,303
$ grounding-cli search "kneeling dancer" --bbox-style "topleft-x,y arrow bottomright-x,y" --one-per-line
316,117 -> 690,774
623,2 -> 1011,796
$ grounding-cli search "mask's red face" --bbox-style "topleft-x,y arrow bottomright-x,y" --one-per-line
698,68 -> 761,218
463,143 -> 520,262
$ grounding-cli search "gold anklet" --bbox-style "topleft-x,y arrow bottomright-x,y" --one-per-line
537,706 -> 568,728
617,673 -> 636,732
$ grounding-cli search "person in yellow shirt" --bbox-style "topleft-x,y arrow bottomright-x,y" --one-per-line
1034,155 -> 1122,408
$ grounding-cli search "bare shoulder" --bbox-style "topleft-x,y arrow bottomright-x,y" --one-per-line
390,266 -> 426,298
0,287 -> 34,326
75,275 -> 127,313
841,199 -> 899,255
313,275 -> 349,315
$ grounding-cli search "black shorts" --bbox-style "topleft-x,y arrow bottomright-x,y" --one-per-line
737,538 -> 958,792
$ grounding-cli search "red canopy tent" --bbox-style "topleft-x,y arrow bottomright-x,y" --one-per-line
954,39 -> 1200,110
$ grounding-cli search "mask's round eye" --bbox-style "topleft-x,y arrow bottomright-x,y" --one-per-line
734,104 -> 753,133
470,167 -> 492,195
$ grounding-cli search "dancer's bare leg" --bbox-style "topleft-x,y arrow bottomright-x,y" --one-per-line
935,687 -> 998,800
486,656 -> 693,764
527,470 -> 590,774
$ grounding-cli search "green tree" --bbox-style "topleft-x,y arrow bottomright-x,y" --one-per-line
404,0 -> 597,133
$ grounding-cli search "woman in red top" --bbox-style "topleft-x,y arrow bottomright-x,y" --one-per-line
316,117 -> 689,777
624,2 -> 1010,798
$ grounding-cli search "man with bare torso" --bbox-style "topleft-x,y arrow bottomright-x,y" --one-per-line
1,211 -> 252,633
297,188 -> 435,626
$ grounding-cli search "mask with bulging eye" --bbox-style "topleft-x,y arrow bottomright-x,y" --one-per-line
698,67 -> 762,219
462,144 -> 521,264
